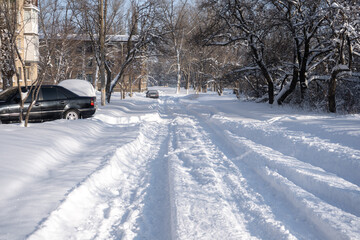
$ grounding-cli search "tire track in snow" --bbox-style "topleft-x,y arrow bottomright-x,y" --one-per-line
188,106 -> 360,239
194,106 -> 360,187
226,133 -> 360,240
225,130 -> 360,217
187,102 -> 360,214
196,109 -> 360,218
162,97 -> 299,240
167,115 -> 254,239
185,100 -> 360,187
133,122 -> 173,240
27,117 -> 171,240
231,117 -> 360,187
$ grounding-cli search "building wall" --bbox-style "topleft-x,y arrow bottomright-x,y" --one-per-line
17,0 -> 39,86
0,0 -> 39,89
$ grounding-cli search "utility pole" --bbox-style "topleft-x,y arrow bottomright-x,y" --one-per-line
99,0 -> 106,106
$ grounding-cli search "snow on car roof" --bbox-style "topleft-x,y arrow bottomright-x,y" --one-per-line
58,79 -> 96,97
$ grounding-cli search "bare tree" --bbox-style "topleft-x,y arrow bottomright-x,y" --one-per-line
39,0 -> 79,84
198,0 -> 276,103
69,0 -> 156,103
0,0 -> 18,90
68,0 -> 125,105
194,0 -> 359,112
272,0 -> 359,112
155,0 -> 191,94
326,0 -> 358,113
0,0 -> 33,124
274,0 -> 331,104
107,0 -> 159,102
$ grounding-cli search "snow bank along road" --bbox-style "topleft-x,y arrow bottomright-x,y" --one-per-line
1,88 -> 360,240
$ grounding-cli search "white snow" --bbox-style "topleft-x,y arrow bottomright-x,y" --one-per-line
0,87 -> 359,240
58,79 -> 96,97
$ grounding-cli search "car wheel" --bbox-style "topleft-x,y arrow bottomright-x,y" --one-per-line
64,109 -> 80,120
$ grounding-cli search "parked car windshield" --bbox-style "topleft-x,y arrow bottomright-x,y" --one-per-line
0,87 -> 18,101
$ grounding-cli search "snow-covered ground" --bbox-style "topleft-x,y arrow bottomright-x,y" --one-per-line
0,87 -> 359,240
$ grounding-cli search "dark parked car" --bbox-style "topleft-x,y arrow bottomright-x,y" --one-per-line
146,90 -> 159,99
0,85 -> 96,123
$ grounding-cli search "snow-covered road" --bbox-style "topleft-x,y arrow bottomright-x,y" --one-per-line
1,88 -> 359,240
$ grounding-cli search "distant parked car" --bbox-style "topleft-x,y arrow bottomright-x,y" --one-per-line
0,85 -> 96,124
146,90 -> 159,99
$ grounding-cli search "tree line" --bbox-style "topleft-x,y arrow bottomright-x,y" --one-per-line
1,0 -> 360,115
194,0 -> 360,113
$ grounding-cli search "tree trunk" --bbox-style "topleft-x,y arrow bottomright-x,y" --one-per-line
299,38 -> 310,100
217,82 -> 223,96
13,71 -> 24,124
328,81 -> 336,113
138,76 -> 142,92
105,63 -> 112,98
176,50 -> 181,94
129,74 -> 133,97
25,85 -> 42,127
122,89 -> 126,99
328,67 -> 350,113
328,32 -> 352,113
328,70 -> 338,113
249,40 -> 274,104
257,60 -> 274,104
277,68 -> 299,105
186,71 -> 190,95
99,0 -> 106,106
94,64 -> 99,90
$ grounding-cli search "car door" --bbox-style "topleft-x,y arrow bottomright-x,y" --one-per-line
0,87 -> 18,122
7,88 -> 42,122
0,104 -> 9,122
40,87 -> 68,120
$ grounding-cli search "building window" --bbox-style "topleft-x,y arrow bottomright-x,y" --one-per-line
18,67 -> 23,81
25,67 -> 31,81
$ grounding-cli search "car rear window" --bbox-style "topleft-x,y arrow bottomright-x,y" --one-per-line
57,87 -> 78,98
42,88 -> 59,101
24,89 -> 39,103
56,88 -> 68,99
42,86 -> 80,100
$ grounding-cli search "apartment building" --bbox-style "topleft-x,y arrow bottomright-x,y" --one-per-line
0,0 -> 39,89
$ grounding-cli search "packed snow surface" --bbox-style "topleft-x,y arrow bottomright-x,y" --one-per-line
0,87 -> 359,240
